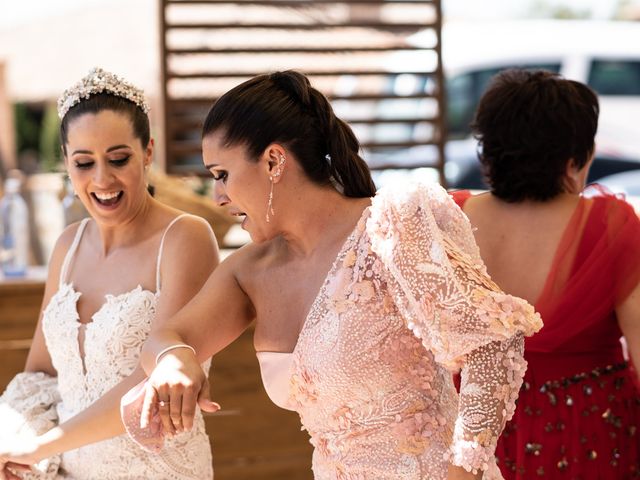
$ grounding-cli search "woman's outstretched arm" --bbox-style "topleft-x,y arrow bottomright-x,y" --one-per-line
139,247 -> 255,434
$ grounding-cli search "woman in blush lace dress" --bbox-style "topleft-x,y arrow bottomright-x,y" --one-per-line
0,68 -> 218,479
452,69 -> 640,479
126,70 -> 542,480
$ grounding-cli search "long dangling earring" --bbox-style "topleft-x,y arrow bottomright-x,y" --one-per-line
265,155 -> 285,223
144,164 -> 150,189
266,177 -> 275,223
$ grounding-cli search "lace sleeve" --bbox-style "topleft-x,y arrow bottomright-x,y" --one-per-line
368,182 -> 542,474
0,372 -> 61,479
121,358 -> 212,452
450,335 -> 526,475
120,378 -> 165,453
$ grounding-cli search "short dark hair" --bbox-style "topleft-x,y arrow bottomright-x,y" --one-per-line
202,70 -> 376,198
472,69 -> 599,202
60,93 -> 150,154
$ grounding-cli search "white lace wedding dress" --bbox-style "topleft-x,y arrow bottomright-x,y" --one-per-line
41,216 -> 213,479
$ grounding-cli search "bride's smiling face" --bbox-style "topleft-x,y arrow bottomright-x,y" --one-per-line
63,110 -> 153,227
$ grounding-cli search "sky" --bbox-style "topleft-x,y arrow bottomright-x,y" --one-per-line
0,0 -> 638,30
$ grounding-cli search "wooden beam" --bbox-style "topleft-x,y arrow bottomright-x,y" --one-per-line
167,22 -> 435,30
167,46 -> 431,54
167,0 -> 433,4
167,70 -> 437,79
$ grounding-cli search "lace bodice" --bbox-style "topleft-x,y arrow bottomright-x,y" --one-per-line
276,182 -> 542,479
41,216 -> 213,479
43,282 -> 158,413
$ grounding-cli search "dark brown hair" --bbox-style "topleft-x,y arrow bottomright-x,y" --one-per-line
60,93 -> 150,154
472,69 -> 599,202
202,70 -> 376,198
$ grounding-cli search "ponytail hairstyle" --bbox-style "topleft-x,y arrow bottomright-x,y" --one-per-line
202,70 -> 376,198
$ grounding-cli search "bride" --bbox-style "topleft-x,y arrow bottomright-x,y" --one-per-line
0,68 -> 218,479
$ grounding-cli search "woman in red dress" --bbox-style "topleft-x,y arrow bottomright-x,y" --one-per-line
452,69 -> 640,479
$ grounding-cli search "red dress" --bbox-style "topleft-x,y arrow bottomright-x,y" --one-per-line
452,187 -> 640,479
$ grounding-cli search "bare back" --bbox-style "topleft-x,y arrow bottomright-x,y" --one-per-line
460,192 -> 582,306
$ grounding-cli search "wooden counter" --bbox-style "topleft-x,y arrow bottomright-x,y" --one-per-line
0,272 -> 45,388
0,274 -> 313,479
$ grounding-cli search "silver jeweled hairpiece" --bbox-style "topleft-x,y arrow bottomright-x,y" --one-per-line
57,67 -> 150,120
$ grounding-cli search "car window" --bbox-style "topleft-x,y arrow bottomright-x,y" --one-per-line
446,63 -> 562,138
588,60 -> 640,95
446,73 -> 475,140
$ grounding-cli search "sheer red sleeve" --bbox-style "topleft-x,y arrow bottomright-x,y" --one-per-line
532,187 -> 640,352
450,189 -> 472,209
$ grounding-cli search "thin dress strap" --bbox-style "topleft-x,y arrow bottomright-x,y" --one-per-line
59,218 -> 91,287
155,214 -> 191,292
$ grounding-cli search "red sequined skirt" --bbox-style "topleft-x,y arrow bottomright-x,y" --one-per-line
496,358 -> 640,479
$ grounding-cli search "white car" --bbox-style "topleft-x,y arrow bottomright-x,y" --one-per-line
439,20 -> 640,160
596,170 -> 640,211
343,20 -> 640,187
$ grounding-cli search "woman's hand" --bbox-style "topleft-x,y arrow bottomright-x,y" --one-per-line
141,348 -> 220,435
0,462 -> 31,480
0,435 -> 44,480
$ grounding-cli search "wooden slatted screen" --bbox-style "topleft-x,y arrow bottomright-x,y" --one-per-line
160,0 -> 446,184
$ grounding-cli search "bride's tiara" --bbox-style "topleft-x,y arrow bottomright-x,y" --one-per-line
57,67 -> 150,120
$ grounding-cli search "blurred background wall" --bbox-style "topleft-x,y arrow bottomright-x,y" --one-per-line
0,2 -> 639,479
1,0 -> 639,182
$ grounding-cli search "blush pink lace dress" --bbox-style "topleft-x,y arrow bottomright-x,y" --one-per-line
258,182 -> 542,479
42,215 -> 213,479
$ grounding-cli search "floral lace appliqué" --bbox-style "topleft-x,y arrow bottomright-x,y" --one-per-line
283,182 -> 541,480
40,283 -> 213,479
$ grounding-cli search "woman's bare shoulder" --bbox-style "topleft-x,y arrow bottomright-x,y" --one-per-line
159,213 -> 217,245
50,221 -> 86,264
226,239 -> 273,269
